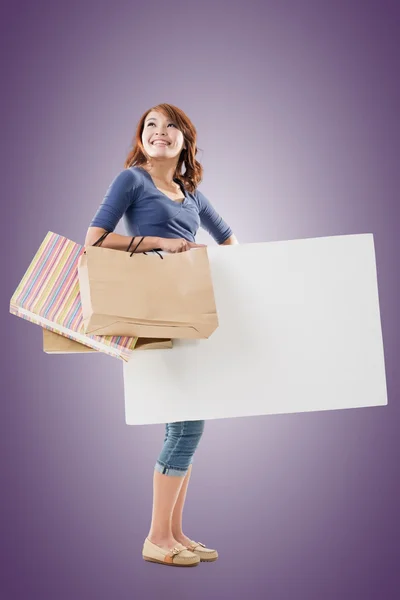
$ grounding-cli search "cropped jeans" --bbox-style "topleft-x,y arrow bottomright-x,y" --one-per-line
154,420 -> 205,476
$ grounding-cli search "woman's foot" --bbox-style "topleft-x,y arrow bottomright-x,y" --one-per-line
173,533 -> 218,562
173,533 -> 193,547
142,538 -> 200,567
147,535 -> 181,551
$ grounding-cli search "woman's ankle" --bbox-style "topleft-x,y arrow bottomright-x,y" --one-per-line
171,530 -> 183,539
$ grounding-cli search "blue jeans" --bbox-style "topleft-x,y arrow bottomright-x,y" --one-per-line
154,420 -> 205,476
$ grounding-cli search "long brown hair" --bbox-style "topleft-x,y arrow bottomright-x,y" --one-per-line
123,103 -> 203,193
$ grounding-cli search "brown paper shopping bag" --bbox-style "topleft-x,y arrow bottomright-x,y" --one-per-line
78,244 -> 219,339
42,329 -> 172,354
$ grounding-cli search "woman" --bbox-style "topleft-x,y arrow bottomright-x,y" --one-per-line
85,103 -> 238,567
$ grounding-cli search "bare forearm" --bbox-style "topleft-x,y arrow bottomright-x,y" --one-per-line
85,227 -> 161,253
219,234 -> 239,246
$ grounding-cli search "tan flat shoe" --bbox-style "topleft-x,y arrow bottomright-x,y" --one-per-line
142,538 -> 200,567
186,540 -> 218,562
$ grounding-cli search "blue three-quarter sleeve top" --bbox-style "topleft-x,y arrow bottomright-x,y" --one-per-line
89,166 -> 233,244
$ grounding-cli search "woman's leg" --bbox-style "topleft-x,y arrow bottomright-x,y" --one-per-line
171,464 -> 193,544
147,420 -> 205,550
147,470 -> 186,548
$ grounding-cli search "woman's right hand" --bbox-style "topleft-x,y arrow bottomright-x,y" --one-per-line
158,238 -> 206,253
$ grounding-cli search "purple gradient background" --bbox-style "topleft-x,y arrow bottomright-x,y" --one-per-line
1,1 -> 399,598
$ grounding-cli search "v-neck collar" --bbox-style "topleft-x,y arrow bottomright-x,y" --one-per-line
138,166 -> 187,204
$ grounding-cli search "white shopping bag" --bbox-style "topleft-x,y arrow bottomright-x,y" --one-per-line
123,234 -> 388,424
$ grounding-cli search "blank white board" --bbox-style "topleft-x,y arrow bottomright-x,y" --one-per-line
124,234 -> 387,425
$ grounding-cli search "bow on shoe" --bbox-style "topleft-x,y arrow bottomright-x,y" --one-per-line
187,541 -> 206,551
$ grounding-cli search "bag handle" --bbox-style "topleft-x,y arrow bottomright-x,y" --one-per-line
89,232 -> 163,259
82,230 -> 110,254
126,236 -> 163,259
92,231 -> 111,246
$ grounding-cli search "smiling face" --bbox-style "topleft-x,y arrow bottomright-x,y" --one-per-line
141,110 -> 186,162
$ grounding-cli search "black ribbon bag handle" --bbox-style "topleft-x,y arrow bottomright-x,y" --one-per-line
126,235 -> 163,259
86,232 -> 163,259
92,231 -> 111,247
82,230 -> 110,254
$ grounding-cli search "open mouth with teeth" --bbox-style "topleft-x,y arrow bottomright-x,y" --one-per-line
152,141 -> 170,146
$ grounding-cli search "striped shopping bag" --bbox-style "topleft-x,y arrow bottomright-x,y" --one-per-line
10,232 -> 141,361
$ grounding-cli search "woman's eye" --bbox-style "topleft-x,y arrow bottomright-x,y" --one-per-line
147,122 -> 176,128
